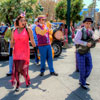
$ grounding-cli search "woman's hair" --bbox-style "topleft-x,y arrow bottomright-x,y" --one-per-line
15,15 -> 25,26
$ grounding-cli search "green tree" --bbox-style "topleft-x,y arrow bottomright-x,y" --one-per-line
55,0 -> 84,23
0,0 -> 37,25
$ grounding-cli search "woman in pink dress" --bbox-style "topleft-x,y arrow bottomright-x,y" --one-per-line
10,15 -> 35,91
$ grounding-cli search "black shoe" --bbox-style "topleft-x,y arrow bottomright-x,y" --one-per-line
50,72 -> 58,76
6,73 -> 12,76
26,84 -> 30,88
86,83 -> 90,86
15,87 -> 19,92
81,85 -> 88,90
39,72 -> 44,76
76,69 -> 79,72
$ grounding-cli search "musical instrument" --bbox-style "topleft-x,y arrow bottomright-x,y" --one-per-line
53,30 -> 64,40
76,38 -> 99,55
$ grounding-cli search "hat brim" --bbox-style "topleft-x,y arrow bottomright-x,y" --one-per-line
83,20 -> 93,23
83,18 -> 93,23
38,17 -> 46,20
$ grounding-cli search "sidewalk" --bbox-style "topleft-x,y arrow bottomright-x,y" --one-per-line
0,43 -> 100,100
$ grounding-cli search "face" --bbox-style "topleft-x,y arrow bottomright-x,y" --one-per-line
19,18 -> 26,28
70,21 -> 73,26
84,22 -> 92,29
39,18 -> 46,24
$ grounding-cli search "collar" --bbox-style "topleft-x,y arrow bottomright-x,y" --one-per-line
38,23 -> 43,26
83,27 -> 91,31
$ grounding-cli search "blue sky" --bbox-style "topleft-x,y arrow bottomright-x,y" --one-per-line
83,0 -> 100,9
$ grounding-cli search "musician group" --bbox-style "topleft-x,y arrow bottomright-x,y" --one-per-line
4,14 -> 100,91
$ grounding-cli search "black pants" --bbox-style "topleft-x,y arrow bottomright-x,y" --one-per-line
34,46 -> 39,63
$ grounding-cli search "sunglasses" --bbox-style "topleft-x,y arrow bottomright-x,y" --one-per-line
41,19 -> 46,21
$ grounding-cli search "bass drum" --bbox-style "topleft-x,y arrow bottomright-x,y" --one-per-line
53,30 -> 64,40
37,47 -> 55,60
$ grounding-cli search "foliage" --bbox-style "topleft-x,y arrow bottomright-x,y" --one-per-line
0,0 -> 39,25
55,0 -> 84,23
34,4 -> 43,18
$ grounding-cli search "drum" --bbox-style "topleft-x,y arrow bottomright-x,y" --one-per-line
53,30 -> 64,40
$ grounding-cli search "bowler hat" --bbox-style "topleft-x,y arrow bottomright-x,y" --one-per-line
83,17 -> 93,23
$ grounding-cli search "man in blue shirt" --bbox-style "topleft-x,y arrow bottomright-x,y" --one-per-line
32,18 -> 39,65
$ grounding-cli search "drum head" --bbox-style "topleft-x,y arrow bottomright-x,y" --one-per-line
54,30 -> 64,40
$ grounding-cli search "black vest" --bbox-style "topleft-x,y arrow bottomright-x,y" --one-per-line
81,28 -> 93,42
75,28 -> 93,49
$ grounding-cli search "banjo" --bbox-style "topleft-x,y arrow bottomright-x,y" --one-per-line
76,38 -> 99,55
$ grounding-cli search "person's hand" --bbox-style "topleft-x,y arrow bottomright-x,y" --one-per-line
87,42 -> 92,47
98,39 -> 100,43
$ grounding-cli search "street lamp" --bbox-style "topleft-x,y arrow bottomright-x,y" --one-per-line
67,0 -> 72,44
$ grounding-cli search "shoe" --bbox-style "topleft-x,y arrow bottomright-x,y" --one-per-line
6,73 -> 12,76
34,62 -> 37,65
50,72 -> 58,76
86,83 -> 90,86
39,72 -> 44,76
26,84 -> 30,88
79,82 -> 90,86
76,69 -> 79,72
15,87 -> 19,92
81,85 -> 89,90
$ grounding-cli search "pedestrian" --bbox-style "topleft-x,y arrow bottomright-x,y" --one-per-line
32,18 -> 39,65
4,24 -> 13,76
10,15 -> 35,91
74,17 -> 100,90
35,15 -> 58,76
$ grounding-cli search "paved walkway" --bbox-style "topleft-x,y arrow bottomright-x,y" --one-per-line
0,40 -> 100,100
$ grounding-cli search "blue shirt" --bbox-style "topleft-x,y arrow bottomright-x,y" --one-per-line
0,26 -> 8,35
32,24 -> 38,46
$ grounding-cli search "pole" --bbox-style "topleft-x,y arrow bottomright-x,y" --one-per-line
93,0 -> 96,27
67,0 -> 72,44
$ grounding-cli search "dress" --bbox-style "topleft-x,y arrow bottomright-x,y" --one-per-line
11,28 -> 30,88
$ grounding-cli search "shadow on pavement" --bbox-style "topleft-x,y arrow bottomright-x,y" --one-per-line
21,59 -> 50,92
1,89 -> 28,100
69,71 -> 79,80
26,74 -> 50,92
65,87 -> 93,100
29,59 -> 49,72
0,76 -> 13,90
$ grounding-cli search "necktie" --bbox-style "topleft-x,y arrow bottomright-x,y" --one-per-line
86,29 -> 89,36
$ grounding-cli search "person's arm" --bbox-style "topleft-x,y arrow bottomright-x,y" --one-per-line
10,30 -> 14,48
9,30 -> 15,56
27,28 -> 36,47
4,28 -> 12,42
74,30 -> 87,46
35,26 -> 47,36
